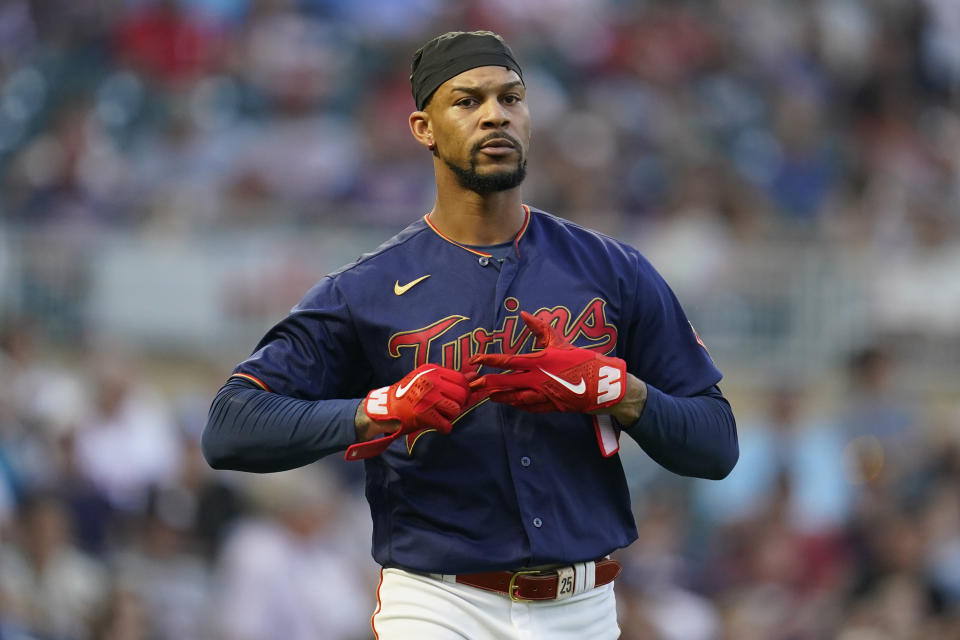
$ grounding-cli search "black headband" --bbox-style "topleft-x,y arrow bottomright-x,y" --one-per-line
410,31 -> 523,111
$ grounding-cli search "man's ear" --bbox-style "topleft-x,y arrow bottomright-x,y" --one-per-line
409,111 -> 434,151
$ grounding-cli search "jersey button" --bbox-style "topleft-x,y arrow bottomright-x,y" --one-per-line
533,517 -> 543,528
478,256 -> 490,266
520,456 -> 531,467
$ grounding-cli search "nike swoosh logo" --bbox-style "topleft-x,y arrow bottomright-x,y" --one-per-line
538,368 -> 586,395
396,368 -> 435,398
394,275 -> 431,295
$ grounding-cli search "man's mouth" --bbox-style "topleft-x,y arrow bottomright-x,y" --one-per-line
478,138 -> 518,156
481,138 -> 515,149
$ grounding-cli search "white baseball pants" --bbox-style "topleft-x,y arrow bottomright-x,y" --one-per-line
371,567 -> 620,639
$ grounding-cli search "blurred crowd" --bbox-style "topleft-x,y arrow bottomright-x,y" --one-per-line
3,0 -> 960,353
617,345 -> 960,639
2,0 -> 960,639
0,321 -> 379,640
0,0 -> 958,243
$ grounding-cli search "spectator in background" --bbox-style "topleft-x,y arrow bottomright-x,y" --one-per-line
0,491 -> 109,639
616,493 -> 720,640
871,199 -> 960,342
89,585 -> 152,640
0,318 -> 87,496
223,3 -> 363,217
73,346 -> 180,513
0,1 -> 37,71
111,486 -> 214,640
213,464 -> 375,640
637,163 -> 736,302
126,93 -> 245,232
921,480 -> 960,612
6,100 -> 128,227
841,504 -> 942,639
689,381 -> 853,638
170,390 -> 246,563
114,0 -> 223,87
694,380 -> 852,534
345,76 -> 439,223
763,87 -> 840,226
839,345 -> 918,480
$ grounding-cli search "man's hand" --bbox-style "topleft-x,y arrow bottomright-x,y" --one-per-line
364,364 -> 470,435
468,311 -> 627,414
346,364 -> 470,460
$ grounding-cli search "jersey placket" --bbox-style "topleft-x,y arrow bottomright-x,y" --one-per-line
425,206 -> 551,560
487,246 -> 553,559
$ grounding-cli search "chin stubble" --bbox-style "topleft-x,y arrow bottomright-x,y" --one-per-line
436,136 -> 527,195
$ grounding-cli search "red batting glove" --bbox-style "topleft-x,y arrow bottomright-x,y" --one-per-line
345,364 -> 470,460
468,311 -> 627,413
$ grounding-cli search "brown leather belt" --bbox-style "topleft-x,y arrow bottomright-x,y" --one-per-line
453,558 -> 621,602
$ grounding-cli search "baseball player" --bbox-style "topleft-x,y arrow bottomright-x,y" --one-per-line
203,31 -> 738,639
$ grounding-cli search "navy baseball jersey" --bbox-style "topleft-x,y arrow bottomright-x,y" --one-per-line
227,205 -> 725,574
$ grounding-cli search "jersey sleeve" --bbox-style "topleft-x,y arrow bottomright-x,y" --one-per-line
622,252 -> 722,396
231,277 -> 372,400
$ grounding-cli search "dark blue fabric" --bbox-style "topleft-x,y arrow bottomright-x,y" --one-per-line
626,384 -> 738,480
203,207 -> 737,574
203,379 -> 359,473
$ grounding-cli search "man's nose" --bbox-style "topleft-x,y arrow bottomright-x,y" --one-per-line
479,98 -> 510,129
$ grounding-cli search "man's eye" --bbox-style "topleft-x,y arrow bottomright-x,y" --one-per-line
457,98 -> 478,107
502,95 -> 520,104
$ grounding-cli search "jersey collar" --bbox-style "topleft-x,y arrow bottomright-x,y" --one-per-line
424,204 -> 531,258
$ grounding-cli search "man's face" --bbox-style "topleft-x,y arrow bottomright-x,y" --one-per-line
425,66 -> 530,194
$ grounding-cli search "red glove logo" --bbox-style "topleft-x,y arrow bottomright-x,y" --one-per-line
364,364 -> 468,434
469,311 -> 626,413
345,365 -> 470,460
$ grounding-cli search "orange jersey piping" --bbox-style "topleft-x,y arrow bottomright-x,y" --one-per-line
229,373 -> 271,391
424,204 -> 531,257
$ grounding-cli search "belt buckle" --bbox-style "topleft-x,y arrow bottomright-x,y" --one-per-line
508,569 -> 543,603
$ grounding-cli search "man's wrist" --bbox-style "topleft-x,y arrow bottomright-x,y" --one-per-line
355,400 -> 400,442
355,401 -> 373,441
605,373 -> 646,427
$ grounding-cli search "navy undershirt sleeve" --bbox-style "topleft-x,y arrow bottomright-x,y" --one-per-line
202,379 -> 362,473
624,384 -> 739,480
203,379 -> 738,478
